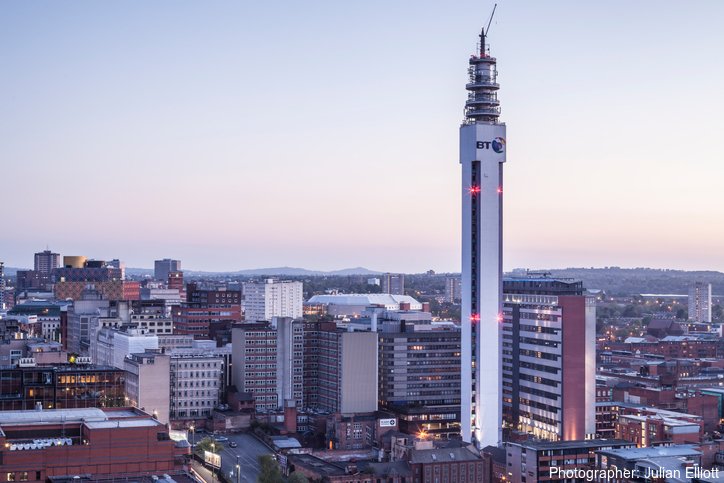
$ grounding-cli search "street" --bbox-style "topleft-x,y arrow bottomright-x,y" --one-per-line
196,432 -> 273,483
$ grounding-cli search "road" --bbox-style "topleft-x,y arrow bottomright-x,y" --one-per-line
214,433 -> 273,483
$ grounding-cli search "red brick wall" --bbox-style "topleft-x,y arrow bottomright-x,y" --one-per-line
559,296 -> 586,441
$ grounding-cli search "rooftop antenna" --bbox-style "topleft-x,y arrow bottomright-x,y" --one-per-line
479,3 -> 498,57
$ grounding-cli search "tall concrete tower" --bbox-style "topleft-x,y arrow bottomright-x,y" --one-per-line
460,20 -> 505,448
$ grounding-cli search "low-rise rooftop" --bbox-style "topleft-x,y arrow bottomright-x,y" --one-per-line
598,444 -> 701,460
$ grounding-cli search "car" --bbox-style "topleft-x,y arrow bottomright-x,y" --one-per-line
229,441 -> 238,448
214,435 -> 229,442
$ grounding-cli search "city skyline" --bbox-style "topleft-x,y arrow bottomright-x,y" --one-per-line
3,1 -> 724,273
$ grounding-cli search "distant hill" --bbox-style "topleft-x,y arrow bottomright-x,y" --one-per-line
0,267 -> 28,276
125,266 -> 382,278
522,267 -> 724,296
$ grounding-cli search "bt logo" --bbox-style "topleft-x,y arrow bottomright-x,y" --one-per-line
476,137 -> 506,153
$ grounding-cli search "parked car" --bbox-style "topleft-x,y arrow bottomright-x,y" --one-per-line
229,441 -> 238,448
214,435 -> 229,442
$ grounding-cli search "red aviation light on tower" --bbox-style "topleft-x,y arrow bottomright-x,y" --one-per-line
470,313 -> 480,324
468,185 -> 481,195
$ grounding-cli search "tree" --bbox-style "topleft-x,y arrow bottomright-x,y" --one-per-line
713,304 -> 723,321
287,472 -> 309,483
258,455 -> 283,483
195,437 -> 223,455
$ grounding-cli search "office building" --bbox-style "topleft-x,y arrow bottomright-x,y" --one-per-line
306,293 -> 422,317
231,320 -> 303,411
276,317 -> 304,408
378,312 -> 461,439
505,439 -> 635,483
304,325 -> 378,415
381,273 -> 405,295
167,270 -> 184,292
242,279 -> 303,322
140,286 -> 183,305
7,300 -> 69,342
66,286 -> 111,354
460,23 -> 505,447
34,250 -> 61,275
172,284 -> 241,339
16,269 -> 46,291
0,363 -> 126,411
154,258 -> 181,282
90,326 -> 159,369
596,445 -> 703,480
14,250 -> 62,292
168,346 -> 226,421
128,299 -> 174,334
502,277 -> 596,441
689,281 -> 712,323
124,350 -> 171,424
0,407 -> 187,481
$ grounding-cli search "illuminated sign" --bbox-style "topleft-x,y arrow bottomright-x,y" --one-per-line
379,418 -> 397,427
205,450 -> 221,469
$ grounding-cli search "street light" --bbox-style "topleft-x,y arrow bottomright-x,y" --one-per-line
211,442 -> 216,483
189,425 -> 195,448
236,455 -> 241,483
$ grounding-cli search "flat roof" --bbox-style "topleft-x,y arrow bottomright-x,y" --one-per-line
409,447 -> 480,464
85,419 -> 162,429
0,408 -> 108,425
0,407 -> 157,428
598,445 -> 700,460
289,454 -> 347,476
700,387 -> 724,395
508,439 -> 634,451
306,294 -> 421,307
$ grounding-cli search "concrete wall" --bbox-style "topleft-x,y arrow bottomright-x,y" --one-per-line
340,332 -> 378,414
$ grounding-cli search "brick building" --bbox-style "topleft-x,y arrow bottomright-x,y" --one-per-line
0,407 -> 188,481
505,439 -> 635,482
172,285 -> 241,339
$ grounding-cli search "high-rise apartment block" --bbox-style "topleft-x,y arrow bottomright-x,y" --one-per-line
502,277 -> 596,441
689,281 -> 712,323
154,258 -> 181,282
381,273 -> 405,295
0,262 -> 6,310
34,250 -> 61,275
444,276 -> 462,303
460,24 -> 505,447
302,323 -> 378,415
231,319 -> 304,411
242,279 -> 303,322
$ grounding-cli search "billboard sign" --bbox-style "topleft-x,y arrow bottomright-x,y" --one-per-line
205,450 -> 221,469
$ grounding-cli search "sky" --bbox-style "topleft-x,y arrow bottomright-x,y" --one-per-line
2,1 -> 724,273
